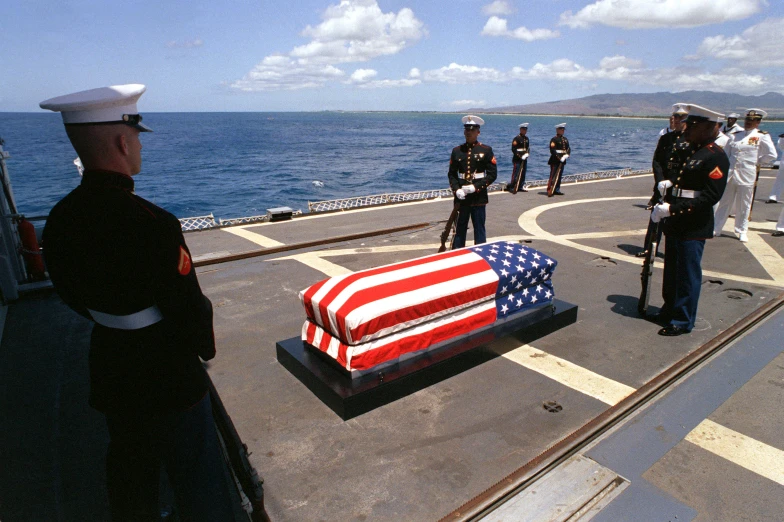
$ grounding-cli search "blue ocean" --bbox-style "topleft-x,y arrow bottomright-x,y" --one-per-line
3,112 -> 782,219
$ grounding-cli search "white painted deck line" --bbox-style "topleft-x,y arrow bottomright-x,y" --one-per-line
498,340 -> 636,406
274,253 -> 353,277
685,419 -> 784,486
221,226 -> 285,247
745,230 -> 784,282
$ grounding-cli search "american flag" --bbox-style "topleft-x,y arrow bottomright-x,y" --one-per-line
302,279 -> 554,371
299,241 -> 557,366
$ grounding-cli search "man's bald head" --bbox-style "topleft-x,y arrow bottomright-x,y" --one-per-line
65,124 -> 142,175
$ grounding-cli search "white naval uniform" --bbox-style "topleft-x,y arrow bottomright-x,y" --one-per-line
715,131 -> 730,149
767,136 -> 784,202
714,129 -> 777,236
723,123 -> 743,135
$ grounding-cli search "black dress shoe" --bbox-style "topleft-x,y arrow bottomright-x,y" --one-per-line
765,199 -> 778,204
635,250 -> 648,258
773,231 -> 784,237
658,324 -> 690,336
553,191 -> 565,196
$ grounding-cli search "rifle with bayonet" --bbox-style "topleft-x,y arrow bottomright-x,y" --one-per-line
638,196 -> 663,316
438,201 -> 460,253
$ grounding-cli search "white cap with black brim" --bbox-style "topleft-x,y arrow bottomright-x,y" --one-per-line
40,84 -> 153,132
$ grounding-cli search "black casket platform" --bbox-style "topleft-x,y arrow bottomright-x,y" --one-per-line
276,299 -> 577,420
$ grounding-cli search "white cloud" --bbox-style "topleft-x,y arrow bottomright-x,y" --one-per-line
230,55 -> 344,91
450,99 -> 487,107
292,0 -> 426,63
482,1 -> 514,16
166,39 -> 203,49
481,16 -> 560,41
696,18 -> 784,67
423,63 -> 506,84
560,0 -> 764,29
231,0 -> 426,91
347,68 -> 422,88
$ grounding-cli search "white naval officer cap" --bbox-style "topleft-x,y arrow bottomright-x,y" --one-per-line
518,123 -> 529,128
683,104 -> 724,124
462,115 -> 485,128
727,113 -> 740,119
555,123 -> 566,129
671,103 -> 688,116
745,108 -> 767,120
39,84 -> 153,132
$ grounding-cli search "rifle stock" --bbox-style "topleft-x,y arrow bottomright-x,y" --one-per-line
438,202 -> 460,253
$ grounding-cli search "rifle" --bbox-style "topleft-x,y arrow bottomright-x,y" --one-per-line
511,160 -> 526,194
547,162 -> 564,197
206,369 -> 271,522
638,198 -> 663,316
438,201 -> 460,253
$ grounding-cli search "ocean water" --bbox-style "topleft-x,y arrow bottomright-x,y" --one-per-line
3,112 -> 781,219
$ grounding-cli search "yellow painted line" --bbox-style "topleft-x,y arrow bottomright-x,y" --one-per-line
497,339 -> 636,405
745,231 -> 784,282
275,253 -> 353,277
221,226 -> 285,247
518,196 -> 784,289
685,419 -> 784,486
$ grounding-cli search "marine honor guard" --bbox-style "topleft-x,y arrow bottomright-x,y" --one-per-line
40,85 -> 235,520
547,123 -> 570,196
637,104 -> 693,257
650,104 -> 729,336
713,108 -> 777,242
509,123 -> 530,193
448,115 -> 498,247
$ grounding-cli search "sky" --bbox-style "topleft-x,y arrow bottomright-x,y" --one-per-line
2,0 -> 783,112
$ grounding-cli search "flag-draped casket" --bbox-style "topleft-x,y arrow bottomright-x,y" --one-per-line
299,241 -> 558,372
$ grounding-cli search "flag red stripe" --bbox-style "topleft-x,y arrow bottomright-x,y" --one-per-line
336,258 -> 492,340
349,280 -> 498,343
301,278 -> 329,323
314,249 -> 471,328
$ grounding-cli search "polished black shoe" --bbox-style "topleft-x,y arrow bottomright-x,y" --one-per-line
553,191 -> 565,196
773,231 -> 784,237
765,199 -> 778,204
658,325 -> 690,336
635,250 -> 648,258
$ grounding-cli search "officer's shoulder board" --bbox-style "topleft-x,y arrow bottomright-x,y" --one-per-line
760,130 -> 769,134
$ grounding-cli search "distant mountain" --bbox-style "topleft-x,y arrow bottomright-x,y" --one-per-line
468,91 -> 784,118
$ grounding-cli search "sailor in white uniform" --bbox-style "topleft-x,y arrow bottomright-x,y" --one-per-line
765,133 -> 784,204
723,113 -> 743,135
713,109 -> 778,242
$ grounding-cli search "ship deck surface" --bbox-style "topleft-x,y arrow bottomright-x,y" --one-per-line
2,171 -> 784,521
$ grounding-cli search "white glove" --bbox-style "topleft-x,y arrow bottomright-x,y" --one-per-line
651,203 -> 671,223
463,184 -> 476,194
521,153 -> 529,160
560,154 -> 569,163
455,189 -> 466,200
657,179 -> 673,196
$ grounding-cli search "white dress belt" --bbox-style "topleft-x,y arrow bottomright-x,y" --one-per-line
472,172 -> 486,179
555,149 -> 567,153
88,305 -> 163,330
673,189 -> 701,198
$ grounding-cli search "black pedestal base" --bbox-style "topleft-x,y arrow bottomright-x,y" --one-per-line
276,299 -> 578,420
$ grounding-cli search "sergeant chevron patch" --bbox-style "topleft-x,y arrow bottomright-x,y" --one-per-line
178,245 -> 192,275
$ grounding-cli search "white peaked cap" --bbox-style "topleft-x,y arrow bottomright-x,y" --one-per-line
745,108 -> 767,120
555,123 -> 566,129
727,113 -> 740,119
462,115 -> 485,126
672,103 -> 688,115
40,84 -> 152,131
518,123 -> 529,128
683,104 -> 724,123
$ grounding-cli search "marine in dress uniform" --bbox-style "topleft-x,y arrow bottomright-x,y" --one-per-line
40,85 -> 235,521
765,132 -> 784,204
547,123 -> 570,196
650,104 -> 729,336
637,104 -> 694,257
713,108 -> 777,242
509,123 -> 530,193
448,115 -> 498,248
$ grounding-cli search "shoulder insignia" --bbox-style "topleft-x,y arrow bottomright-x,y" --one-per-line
491,157 -> 497,164
178,245 -> 192,275
760,130 -> 768,134
708,166 -> 724,180
550,141 -> 555,147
